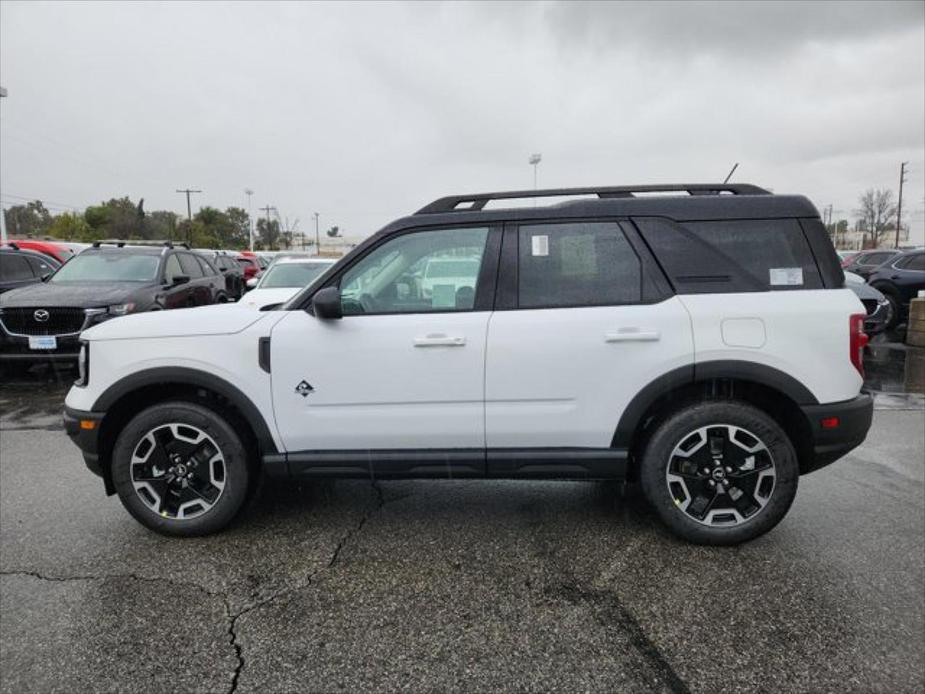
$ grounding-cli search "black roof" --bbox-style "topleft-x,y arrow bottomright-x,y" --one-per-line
374,184 -> 819,237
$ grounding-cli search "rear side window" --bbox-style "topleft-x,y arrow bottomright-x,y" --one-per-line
518,222 -> 641,308
634,217 -> 822,293
196,255 -> 217,276
897,253 -> 925,271
0,254 -> 34,281
859,252 -> 894,266
25,256 -> 55,276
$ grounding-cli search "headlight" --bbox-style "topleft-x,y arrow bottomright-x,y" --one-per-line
108,303 -> 136,316
75,342 -> 89,386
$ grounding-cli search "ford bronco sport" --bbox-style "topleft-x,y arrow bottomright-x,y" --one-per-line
63,184 -> 873,544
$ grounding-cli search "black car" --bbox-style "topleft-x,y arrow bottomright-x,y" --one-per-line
866,249 -> 925,329
197,249 -> 245,301
842,249 -> 902,280
0,241 -> 226,362
0,245 -> 61,294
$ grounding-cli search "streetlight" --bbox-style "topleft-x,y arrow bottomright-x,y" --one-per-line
0,86 -> 7,244
313,212 -> 320,256
529,153 -> 542,191
244,188 -> 254,251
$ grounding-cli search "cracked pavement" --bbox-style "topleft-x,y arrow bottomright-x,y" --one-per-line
1,377 -> 924,692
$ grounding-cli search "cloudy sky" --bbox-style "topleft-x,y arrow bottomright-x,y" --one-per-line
1,1 -> 923,243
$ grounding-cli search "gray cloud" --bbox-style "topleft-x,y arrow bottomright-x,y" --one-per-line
1,1 -> 923,243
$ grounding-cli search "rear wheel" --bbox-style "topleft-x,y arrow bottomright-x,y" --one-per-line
639,401 -> 799,545
111,401 -> 251,536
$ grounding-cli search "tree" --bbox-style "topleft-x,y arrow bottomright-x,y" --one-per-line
4,200 -> 53,237
83,197 -> 145,239
855,189 -> 897,247
326,225 -> 341,238
46,212 -> 91,241
256,217 -> 281,250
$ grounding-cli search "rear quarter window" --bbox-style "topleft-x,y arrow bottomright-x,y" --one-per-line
634,217 -> 823,293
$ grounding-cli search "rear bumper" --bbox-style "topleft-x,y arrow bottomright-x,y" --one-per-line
63,406 -> 107,483
799,393 -> 873,474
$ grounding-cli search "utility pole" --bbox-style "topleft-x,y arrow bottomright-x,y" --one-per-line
244,188 -> 254,251
895,161 -> 908,249
259,205 -> 276,249
313,212 -> 320,256
176,188 -> 201,245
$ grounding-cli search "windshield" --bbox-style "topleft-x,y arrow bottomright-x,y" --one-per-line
51,252 -> 160,283
259,263 -> 331,288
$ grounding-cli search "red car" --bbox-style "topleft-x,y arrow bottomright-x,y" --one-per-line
236,254 -> 262,281
7,239 -> 76,264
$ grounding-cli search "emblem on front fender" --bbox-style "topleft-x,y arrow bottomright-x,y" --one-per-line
295,380 -> 314,397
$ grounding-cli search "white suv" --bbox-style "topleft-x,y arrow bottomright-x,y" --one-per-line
64,184 -> 873,544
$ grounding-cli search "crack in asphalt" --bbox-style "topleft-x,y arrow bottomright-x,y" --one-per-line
224,480 -> 385,694
1,481 -> 388,694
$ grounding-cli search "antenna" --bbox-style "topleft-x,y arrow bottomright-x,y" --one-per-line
723,163 -> 739,184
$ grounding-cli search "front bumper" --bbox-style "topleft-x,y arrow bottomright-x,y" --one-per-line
63,406 -> 109,489
799,393 -> 873,474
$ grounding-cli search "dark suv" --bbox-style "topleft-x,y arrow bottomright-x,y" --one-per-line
0,240 -> 226,363
1,244 -> 61,294
842,249 -> 902,280
197,250 -> 245,301
866,249 -> 925,328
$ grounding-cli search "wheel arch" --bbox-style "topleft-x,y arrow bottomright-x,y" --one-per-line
93,367 -> 278,494
614,361 -> 817,477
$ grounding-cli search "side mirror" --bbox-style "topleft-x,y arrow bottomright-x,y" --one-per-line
41,273 -> 52,282
312,286 -> 343,320
171,274 -> 190,286
246,277 -> 259,289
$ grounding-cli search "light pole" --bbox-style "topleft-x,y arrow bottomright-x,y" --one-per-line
313,212 -> 320,256
529,153 -> 542,191
0,86 -> 7,244
244,188 -> 254,251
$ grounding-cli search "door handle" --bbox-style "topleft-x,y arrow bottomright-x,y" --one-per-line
414,334 -> 466,347
605,328 -> 661,342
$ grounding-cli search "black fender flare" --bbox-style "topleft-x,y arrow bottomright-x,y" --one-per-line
612,360 -> 818,448
93,366 -> 279,454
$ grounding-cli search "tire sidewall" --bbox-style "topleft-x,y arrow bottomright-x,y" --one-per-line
111,401 -> 250,536
639,400 -> 799,545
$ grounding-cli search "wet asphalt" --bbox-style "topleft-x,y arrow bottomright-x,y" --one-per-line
1,346 -> 923,693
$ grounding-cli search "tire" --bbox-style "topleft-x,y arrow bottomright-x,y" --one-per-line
639,400 -> 799,545
111,401 -> 251,536
880,290 -> 901,330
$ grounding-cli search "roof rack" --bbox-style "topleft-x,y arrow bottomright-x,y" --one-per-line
416,183 -> 771,215
91,239 -> 189,249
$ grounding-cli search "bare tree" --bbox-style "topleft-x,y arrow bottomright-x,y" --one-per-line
855,189 -> 897,247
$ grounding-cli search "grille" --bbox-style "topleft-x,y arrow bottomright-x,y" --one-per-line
861,299 -> 878,316
0,308 -> 87,336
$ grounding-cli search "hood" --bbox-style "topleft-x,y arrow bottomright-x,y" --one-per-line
0,281 -> 151,309
82,303 -> 268,341
239,287 -> 301,310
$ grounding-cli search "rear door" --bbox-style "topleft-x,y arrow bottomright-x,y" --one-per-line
484,220 -> 693,459
177,252 -> 210,305
160,253 -> 192,309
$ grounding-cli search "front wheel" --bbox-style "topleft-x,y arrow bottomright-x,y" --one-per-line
111,401 -> 251,536
639,401 -> 799,545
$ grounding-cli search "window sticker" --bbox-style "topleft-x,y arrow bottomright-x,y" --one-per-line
531,235 -> 549,257
769,267 -> 803,286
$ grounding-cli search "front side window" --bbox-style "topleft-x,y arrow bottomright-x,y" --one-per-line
178,253 -> 204,279
50,252 -> 159,283
339,227 -> 489,315
0,254 -> 34,281
518,222 -> 641,308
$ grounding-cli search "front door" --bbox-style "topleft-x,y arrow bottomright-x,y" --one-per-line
270,225 -> 499,466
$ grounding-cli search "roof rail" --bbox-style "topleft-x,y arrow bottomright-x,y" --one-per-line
91,239 -> 190,249
4,242 -> 20,250
415,183 -> 771,215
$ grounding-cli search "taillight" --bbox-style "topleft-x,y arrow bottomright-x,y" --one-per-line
849,313 -> 868,377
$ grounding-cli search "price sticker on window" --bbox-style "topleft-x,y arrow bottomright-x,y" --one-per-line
531,235 -> 549,257
769,267 -> 803,286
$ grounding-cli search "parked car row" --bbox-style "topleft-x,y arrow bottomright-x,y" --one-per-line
839,248 -> 925,332
1,239 -> 341,366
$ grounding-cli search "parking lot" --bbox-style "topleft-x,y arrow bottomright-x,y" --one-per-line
0,337 -> 922,694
